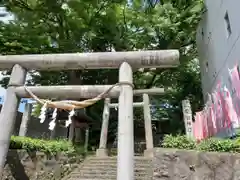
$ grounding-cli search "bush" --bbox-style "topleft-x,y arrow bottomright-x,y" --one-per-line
9,136 -> 79,155
162,135 -> 196,150
197,138 -> 238,152
162,135 -> 240,153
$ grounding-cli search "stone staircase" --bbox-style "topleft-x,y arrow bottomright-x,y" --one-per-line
63,156 -> 153,180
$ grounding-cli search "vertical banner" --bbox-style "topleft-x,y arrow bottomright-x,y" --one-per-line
182,99 -> 194,139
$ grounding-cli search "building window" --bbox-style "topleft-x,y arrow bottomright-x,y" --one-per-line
224,11 -> 232,38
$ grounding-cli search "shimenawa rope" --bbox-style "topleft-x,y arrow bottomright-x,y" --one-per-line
24,82 -> 134,111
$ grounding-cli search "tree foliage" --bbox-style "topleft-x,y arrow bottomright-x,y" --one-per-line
0,0 -> 205,136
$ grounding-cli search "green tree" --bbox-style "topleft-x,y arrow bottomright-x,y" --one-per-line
0,0 -> 204,137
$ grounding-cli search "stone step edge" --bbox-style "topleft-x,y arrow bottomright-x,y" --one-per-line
80,167 -> 151,170
68,175 -> 150,178
70,179 -> 149,180
70,171 -> 149,175
87,157 -> 152,160
82,164 -> 151,167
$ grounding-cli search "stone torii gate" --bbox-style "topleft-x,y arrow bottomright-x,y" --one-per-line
0,50 -> 179,180
97,88 -> 165,158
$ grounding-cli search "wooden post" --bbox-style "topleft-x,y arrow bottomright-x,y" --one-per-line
84,127 -> 89,154
75,128 -> 82,144
0,64 -> 26,176
96,98 -> 110,157
182,99 -> 194,138
143,94 -> 154,157
19,103 -> 32,136
117,62 -> 134,180
68,123 -> 75,142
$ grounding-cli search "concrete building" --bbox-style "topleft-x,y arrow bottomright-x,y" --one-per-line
196,0 -> 240,102
196,0 -> 240,138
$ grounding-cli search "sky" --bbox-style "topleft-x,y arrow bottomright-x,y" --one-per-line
0,8 -> 37,113
0,72 -> 35,112
0,8 -> 33,113
0,87 -> 35,113
0,7 -> 14,23
0,73 -> 6,106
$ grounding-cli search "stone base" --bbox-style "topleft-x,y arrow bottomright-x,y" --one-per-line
96,148 -> 108,157
144,149 -> 154,158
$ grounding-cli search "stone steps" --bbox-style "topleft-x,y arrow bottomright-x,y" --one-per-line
68,179 -> 148,180
63,156 -> 153,180
70,170 -> 149,176
81,166 -> 150,171
83,164 -> 151,169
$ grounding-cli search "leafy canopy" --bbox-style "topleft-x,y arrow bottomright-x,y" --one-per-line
0,0 -> 204,135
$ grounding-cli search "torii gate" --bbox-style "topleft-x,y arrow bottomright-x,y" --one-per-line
0,50 -> 179,180
97,88 -> 165,158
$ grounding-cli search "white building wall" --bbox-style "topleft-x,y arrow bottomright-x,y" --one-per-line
197,0 -> 240,102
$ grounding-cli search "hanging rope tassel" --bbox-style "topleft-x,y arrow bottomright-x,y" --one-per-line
49,108 -> 58,131
66,109 -> 75,127
24,82 -> 134,129
39,103 -> 47,123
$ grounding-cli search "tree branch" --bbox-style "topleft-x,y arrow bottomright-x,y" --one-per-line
9,0 -> 33,11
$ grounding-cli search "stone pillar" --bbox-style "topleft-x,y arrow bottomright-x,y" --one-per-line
182,99 -> 194,138
19,103 -> 32,136
75,128 -> 82,144
50,120 -> 58,140
117,62 -> 134,180
96,98 -> 110,157
143,93 -> 154,157
0,64 -> 26,176
68,123 -> 75,142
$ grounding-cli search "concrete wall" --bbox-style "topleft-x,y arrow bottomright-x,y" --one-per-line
196,0 -> 240,102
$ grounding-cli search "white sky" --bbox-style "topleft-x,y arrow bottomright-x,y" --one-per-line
0,72 -> 32,95
0,7 -> 12,96
0,73 -> 5,97
0,7 -> 14,23
0,8 -> 35,111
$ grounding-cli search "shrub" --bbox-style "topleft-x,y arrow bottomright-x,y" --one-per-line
162,134 -> 196,150
162,135 -> 240,153
9,136 -> 79,155
197,138 -> 238,152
